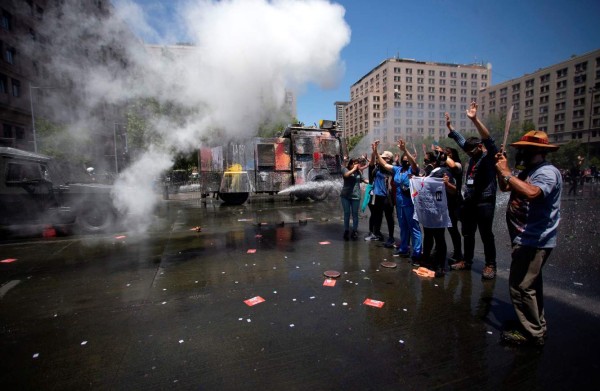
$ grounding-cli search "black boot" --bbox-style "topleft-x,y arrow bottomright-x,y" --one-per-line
351,230 -> 358,240
343,230 -> 350,241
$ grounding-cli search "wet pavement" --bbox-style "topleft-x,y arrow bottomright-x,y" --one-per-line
1,191 -> 600,390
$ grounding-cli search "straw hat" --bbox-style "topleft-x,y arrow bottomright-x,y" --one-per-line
510,131 -> 559,151
381,151 -> 394,159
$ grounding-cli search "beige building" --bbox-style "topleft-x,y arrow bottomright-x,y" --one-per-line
334,101 -> 348,134
344,58 -> 491,145
479,49 -> 600,152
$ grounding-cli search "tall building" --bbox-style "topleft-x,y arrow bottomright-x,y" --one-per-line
344,58 -> 491,145
0,0 -> 140,173
479,49 -> 600,153
334,101 -> 348,134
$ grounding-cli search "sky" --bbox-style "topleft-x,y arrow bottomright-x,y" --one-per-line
117,0 -> 600,126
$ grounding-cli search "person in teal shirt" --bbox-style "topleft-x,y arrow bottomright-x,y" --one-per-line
340,157 -> 366,241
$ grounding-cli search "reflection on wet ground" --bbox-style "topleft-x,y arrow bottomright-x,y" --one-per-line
0,191 -> 599,389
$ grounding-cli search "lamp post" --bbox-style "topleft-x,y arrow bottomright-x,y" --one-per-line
29,84 -> 58,153
587,86 -> 598,163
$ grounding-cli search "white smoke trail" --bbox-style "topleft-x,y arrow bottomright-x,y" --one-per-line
37,0 -> 351,232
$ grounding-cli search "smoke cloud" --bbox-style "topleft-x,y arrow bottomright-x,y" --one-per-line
36,0 -> 351,232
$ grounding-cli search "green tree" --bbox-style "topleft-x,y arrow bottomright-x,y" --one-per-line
36,118 -> 91,166
347,134 -> 364,152
547,140 -> 584,170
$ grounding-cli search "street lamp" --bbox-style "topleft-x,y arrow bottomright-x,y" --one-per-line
587,86 -> 598,163
29,84 -> 58,153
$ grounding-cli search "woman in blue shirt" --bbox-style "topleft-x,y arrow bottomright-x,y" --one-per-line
340,157 -> 366,240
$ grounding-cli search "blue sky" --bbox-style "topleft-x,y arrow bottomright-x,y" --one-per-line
124,0 -> 600,126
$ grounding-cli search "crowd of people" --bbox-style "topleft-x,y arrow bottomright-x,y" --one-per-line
339,101 -> 564,347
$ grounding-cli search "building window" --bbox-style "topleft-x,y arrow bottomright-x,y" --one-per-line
540,74 -> 550,83
5,47 -> 15,64
1,10 -> 12,31
575,61 -> 587,73
3,123 -> 12,138
526,79 -> 534,88
0,73 -> 7,93
461,72 -> 467,79
11,78 -> 20,97
557,68 -> 568,78
440,71 -> 446,77
428,70 -> 435,76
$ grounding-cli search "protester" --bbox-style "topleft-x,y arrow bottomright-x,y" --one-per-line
419,150 -> 456,276
446,103 -> 498,280
367,143 -> 395,246
373,139 -> 422,264
567,155 -> 584,195
495,131 -> 562,346
363,150 -> 378,241
443,146 -> 464,266
340,157 -> 367,241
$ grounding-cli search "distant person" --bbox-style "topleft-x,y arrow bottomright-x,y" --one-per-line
373,139 -> 422,263
568,156 -> 583,195
420,150 -> 457,276
366,141 -> 395,247
340,157 -> 367,241
495,131 -> 562,346
446,103 -> 498,280
443,146 -> 464,267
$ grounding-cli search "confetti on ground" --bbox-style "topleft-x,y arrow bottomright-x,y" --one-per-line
126,283 -> 130,287
239,318 -> 243,321
289,324 -> 295,328
331,303 -> 336,306
247,319 -> 251,322
399,340 -> 405,344
319,241 -> 331,245
363,299 -> 385,308
574,282 -> 583,286
342,302 -> 348,306
309,296 -> 316,299
273,291 -> 277,294
403,308 -> 408,312
190,226 -> 202,232
244,296 -> 265,306
487,331 -> 493,335
247,249 -> 257,254
115,235 -> 127,240
323,279 -> 336,287
255,234 -> 263,238
33,353 -> 39,358
1,259 -> 17,263
81,341 -> 88,345
238,218 -> 252,221
179,340 -> 184,344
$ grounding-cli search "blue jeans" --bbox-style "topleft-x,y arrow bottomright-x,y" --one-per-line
397,203 -> 422,258
341,196 -> 360,231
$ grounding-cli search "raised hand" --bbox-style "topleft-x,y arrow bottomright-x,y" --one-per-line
398,139 -> 407,152
445,112 -> 453,131
466,101 -> 478,119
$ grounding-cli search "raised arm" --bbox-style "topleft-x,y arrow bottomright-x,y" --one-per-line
466,101 -> 491,140
446,112 -> 467,150
372,140 -> 394,171
398,139 -> 418,172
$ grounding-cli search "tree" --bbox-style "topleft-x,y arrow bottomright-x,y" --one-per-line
347,134 -> 364,152
547,140 -> 584,170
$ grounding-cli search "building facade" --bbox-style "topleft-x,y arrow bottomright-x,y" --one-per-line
344,58 -> 491,146
334,101 -> 348,135
479,49 -> 600,151
0,0 -> 139,174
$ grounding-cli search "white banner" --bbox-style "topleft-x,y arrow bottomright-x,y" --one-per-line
409,177 -> 452,228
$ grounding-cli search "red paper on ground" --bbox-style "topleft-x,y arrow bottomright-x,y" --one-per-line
323,279 -> 336,287
244,296 -> 265,306
363,298 -> 385,308
115,235 -> 127,240
1,258 -> 17,263
247,249 -> 256,254
319,241 -> 331,245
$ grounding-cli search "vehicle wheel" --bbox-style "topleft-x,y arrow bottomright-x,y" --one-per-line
218,192 -> 249,205
76,200 -> 115,233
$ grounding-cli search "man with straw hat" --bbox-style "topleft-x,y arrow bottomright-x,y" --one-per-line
495,130 -> 563,346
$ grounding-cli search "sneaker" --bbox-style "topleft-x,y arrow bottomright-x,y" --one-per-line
383,238 -> 395,248
410,257 -> 421,267
351,230 -> 359,240
434,268 -> 445,278
393,250 -> 410,258
450,260 -> 471,271
501,329 -> 545,347
374,234 -> 384,242
343,230 -> 349,241
482,265 -> 497,280
364,232 -> 375,241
